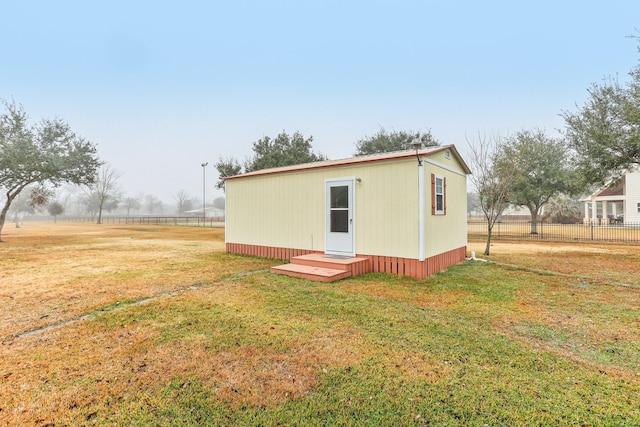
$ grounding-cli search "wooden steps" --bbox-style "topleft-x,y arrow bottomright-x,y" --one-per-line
270,253 -> 371,282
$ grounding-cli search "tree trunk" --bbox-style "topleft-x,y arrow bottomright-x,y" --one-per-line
530,210 -> 538,234
0,193 -> 18,242
0,202 -> 9,242
484,224 -> 493,255
529,205 -> 541,234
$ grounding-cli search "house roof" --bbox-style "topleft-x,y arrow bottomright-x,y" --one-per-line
595,180 -> 624,197
224,144 -> 472,180
584,167 -> 638,200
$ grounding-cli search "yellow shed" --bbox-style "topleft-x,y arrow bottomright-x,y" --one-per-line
225,145 -> 471,279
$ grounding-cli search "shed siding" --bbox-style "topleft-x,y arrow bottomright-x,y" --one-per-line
424,163 -> 468,256
226,159 -> 421,258
354,159 -> 418,258
226,170 -> 325,251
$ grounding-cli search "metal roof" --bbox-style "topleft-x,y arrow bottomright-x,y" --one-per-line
224,144 -> 471,180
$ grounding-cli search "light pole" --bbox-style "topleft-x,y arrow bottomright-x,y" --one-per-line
201,162 -> 208,225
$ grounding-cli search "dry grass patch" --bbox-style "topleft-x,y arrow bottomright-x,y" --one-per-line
384,351 -> 451,382
0,275 -> 367,424
0,222 -> 274,340
468,239 -> 640,286
345,276 -> 473,311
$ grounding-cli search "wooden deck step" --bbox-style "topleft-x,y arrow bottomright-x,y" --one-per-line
271,263 -> 352,282
271,253 -> 372,282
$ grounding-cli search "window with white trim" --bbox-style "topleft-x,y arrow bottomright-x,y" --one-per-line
431,174 -> 446,215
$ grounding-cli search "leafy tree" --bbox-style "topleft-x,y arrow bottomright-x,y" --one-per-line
8,184 -> 53,224
354,127 -> 439,156
545,194 -> 581,224
47,201 -> 64,222
214,157 -> 242,190
215,131 -> 325,190
562,52 -> 640,186
213,196 -> 225,210
467,134 -> 523,256
245,131 -> 325,172
497,129 -> 579,234
0,100 -> 101,241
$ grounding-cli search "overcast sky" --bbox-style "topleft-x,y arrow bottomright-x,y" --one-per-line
2,1 -> 639,204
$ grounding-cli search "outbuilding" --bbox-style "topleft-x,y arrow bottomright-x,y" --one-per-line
224,145 -> 471,280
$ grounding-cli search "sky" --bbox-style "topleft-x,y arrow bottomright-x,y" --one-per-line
2,1 -> 640,206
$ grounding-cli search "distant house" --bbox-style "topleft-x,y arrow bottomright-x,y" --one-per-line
183,207 -> 225,219
582,169 -> 640,224
224,145 -> 471,280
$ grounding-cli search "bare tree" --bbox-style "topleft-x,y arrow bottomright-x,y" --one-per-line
467,133 -> 522,255
174,190 -> 196,214
122,195 -> 141,216
144,194 -> 162,215
88,164 -> 122,224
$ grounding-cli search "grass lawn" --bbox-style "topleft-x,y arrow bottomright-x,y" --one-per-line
1,223 -> 639,426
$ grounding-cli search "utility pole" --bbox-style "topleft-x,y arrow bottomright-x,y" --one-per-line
201,162 -> 208,225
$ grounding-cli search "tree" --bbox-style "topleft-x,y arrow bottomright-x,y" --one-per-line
215,131 -> 325,190
174,190 -> 196,214
87,164 -> 122,224
47,201 -> 64,222
245,130 -> 326,172
0,100 -> 101,241
467,192 -> 481,216
122,195 -> 141,216
467,134 -> 522,256
8,184 -> 53,224
214,157 -> 242,190
497,129 -> 579,234
545,194 -> 581,224
354,127 -> 439,156
212,196 -> 225,210
562,54 -> 640,186
144,194 -> 162,214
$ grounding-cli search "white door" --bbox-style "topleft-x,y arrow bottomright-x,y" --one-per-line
325,178 -> 355,257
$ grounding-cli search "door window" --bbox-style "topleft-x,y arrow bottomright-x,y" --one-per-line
330,186 -> 349,232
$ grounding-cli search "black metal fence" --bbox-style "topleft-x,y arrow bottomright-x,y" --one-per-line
52,216 -> 640,243
59,216 -> 225,227
468,219 -> 640,244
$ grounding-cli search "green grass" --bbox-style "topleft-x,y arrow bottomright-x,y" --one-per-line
3,233 -> 639,426
75,262 -> 639,426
